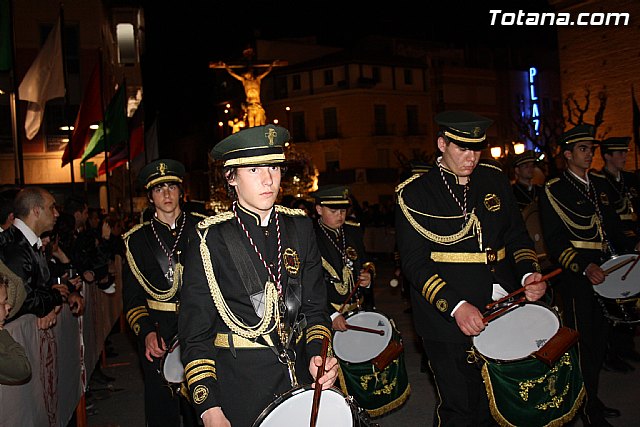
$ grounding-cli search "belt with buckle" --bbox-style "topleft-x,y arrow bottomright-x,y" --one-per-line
214,333 -> 274,349
146,299 -> 179,312
430,247 -> 506,265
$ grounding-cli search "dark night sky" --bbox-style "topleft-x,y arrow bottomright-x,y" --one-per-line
138,1 -> 557,161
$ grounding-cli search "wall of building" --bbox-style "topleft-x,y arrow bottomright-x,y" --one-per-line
552,0 -> 640,170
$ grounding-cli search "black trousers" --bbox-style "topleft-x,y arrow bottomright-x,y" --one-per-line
422,338 -> 497,427
556,273 -> 610,424
138,343 -> 199,427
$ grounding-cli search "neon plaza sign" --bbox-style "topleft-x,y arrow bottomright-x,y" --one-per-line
529,67 -> 540,135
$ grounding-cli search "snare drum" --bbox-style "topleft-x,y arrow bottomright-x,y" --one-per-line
333,311 -> 393,363
473,302 -> 560,363
252,385 -> 375,427
160,336 -> 185,384
333,310 -> 410,417
596,254 -> 640,324
472,302 -> 585,427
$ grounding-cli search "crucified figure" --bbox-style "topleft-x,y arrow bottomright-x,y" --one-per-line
221,61 -> 277,127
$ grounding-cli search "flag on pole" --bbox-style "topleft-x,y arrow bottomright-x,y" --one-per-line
0,0 -> 12,72
18,17 -> 65,139
632,86 -> 640,149
62,59 -> 102,166
98,102 -> 144,175
81,84 -> 127,162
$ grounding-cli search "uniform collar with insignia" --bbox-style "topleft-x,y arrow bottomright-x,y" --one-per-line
319,219 -> 341,237
237,202 -> 274,226
436,157 -> 463,185
153,210 -> 184,230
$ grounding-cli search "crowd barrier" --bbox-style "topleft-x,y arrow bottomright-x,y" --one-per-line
0,259 -> 123,427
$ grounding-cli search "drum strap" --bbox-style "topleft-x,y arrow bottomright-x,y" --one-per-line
220,221 -> 267,318
220,222 -> 273,354
143,225 -> 178,286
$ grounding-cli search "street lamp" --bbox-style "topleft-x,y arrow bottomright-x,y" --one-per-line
490,146 -> 502,159
513,142 -> 525,155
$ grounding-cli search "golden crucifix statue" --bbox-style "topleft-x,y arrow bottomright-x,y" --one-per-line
210,48 -> 287,128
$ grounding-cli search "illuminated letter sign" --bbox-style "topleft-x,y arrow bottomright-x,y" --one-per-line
529,67 -> 540,135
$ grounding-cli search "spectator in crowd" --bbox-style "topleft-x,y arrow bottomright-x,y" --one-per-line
1,187 -> 63,329
0,260 -> 31,384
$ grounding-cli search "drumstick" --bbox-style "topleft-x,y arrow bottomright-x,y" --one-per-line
620,255 -> 639,281
483,296 -> 525,324
154,322 -> 163,350
486,268 -> 562,310
337,264 -> 374,313
603,256 -> 636,275
345,323 -> 385,336
310,337 -> 330,427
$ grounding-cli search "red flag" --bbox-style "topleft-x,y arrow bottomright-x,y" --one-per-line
98,102 -> 144,175
62,59 -> 102,166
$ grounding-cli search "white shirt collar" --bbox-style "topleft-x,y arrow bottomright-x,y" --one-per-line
567,169 -> 589,185
13,218 -> 41,248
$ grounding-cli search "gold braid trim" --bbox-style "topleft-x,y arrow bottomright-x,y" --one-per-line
321,258 -> 340,280
398,188 -> 482,247
366,384 -> 412,418
275,205 -> 307,217
544,185 -> 602,241
197,211 -> 234,230
394,174 -> 421,193
123,222 -> 147,239
124,234 -> 180,302
322,257 -> 348,295
198,228 -> 279,339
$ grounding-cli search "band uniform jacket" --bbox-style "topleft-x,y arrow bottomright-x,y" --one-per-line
178,205 -> 332,420
591,168 -> 640,241
313,219 -> 374,313
512,182 -> 543,211
123,211 -> 204,345
395,161 -> 540,343
539,171 -> 634,276
1,226 -> 62,319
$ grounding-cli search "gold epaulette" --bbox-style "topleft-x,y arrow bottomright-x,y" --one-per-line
189,211 -> 208,219
478,160 -> 504,172
546,177 -> 560,187
345,220 -> 360,227
123,222 -> 148,240
395,173 -> 421,193
197,211 -> 234,229
275,205 -> 307,217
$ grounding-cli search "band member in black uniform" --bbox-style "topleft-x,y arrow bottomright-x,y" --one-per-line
592,136 -> 640,371
310,185 -> 374,329
122,159 -> 201,427
512,150 -> 543,211
539,125 -> 639,426
395,111 -> 547,426
178,124 -> 338,427
512,150 -> 552,270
